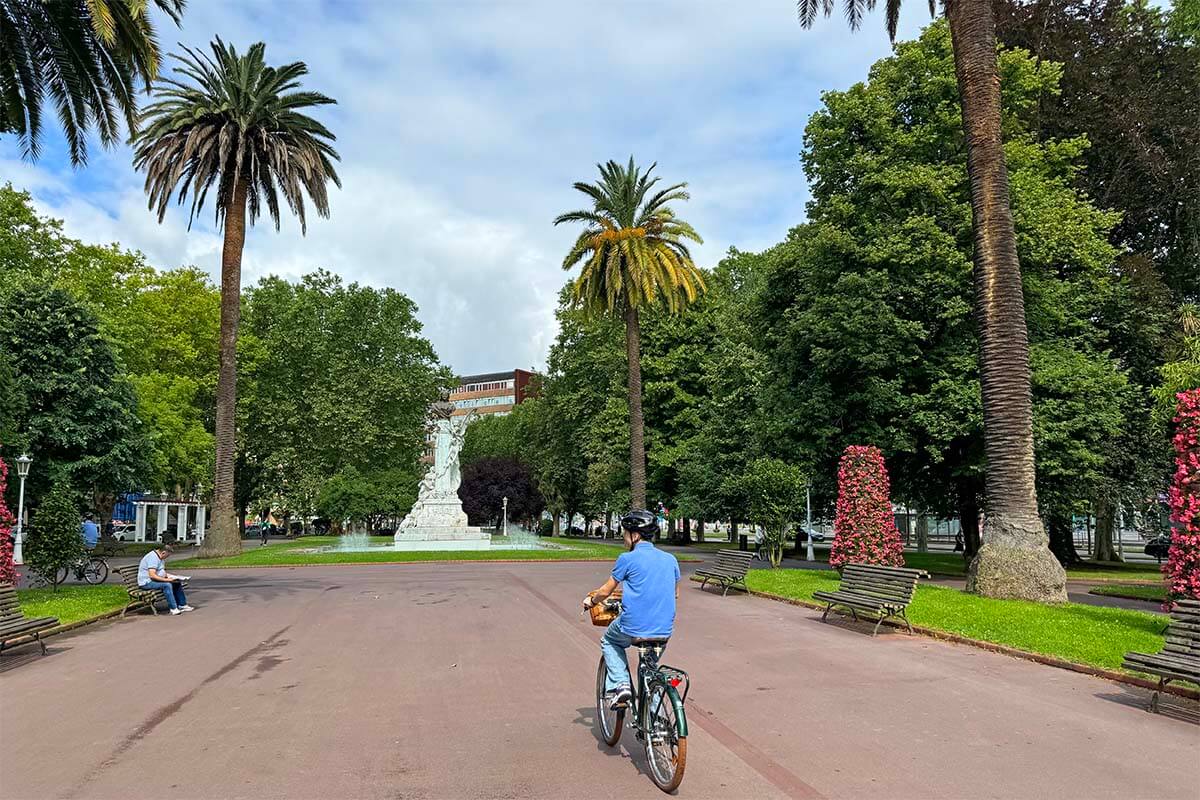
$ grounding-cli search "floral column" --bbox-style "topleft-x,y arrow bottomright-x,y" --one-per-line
1165,388 -> 1200,606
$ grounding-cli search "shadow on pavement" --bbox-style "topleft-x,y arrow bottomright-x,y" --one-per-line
1095,687 -> 1200,725
572,705 -> 657,782
0,642 -> 69,674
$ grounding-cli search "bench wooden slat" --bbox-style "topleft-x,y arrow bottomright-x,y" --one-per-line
0,583 -> 58,656
695,550 -> 753,597
815,564 -> 927,636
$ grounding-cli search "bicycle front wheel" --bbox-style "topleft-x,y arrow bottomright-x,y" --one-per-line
643,680 -> 687,793
595,657 -> 625,747
83,558 -> 108,584
55,566 -> 71,586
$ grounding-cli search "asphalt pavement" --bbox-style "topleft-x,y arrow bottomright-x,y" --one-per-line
1,561 -> 1195,799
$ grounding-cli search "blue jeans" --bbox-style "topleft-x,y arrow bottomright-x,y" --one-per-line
141,580 -> 186,610
601,617 -> 667,692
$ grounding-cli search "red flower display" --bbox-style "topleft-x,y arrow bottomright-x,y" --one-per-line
830,445 -> 904,570
1165,388 -> 1200,607
0,456 -> 16,586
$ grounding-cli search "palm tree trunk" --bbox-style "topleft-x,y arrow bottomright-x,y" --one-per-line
200,179 -> 248,558
624,302 -> 647,509
947,0 -> 1066,602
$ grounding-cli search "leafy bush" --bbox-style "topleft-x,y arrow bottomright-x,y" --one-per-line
1165,388 -> 1200,605
830,445 -> 903,570
25,484 -> 84,590
728,458 -> 806,567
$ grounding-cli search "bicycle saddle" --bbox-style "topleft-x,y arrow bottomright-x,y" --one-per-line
631,637 -> 669,646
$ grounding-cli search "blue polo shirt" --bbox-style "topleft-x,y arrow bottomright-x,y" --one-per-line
612,541 -> 680,638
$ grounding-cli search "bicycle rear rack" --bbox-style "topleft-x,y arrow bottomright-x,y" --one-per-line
658,665 -> 690,703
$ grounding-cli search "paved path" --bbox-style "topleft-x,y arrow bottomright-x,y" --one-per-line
1,562 -> 1195,800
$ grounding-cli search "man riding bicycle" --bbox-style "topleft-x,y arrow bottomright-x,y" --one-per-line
582,509 -> 681,710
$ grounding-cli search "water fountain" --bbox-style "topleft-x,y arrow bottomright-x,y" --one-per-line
335,529 -> 372,551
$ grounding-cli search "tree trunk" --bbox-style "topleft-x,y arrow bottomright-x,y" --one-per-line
916,514 -> 929,554
200,179 -> 249,559
1047,511 -> 1080,565
552,510 -> 561,537
958,488 -> 981,562
604,509 -> 612,538
682,517 -> 692,544
1092,498 -> 1123,562
624,303 -> 647,508
947,0 -> 1066,602
730,520 -> 738,543
696,520 -> 704,543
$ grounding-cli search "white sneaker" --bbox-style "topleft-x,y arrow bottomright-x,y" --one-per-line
169,608 -> 182,616
179,605 -> 195,612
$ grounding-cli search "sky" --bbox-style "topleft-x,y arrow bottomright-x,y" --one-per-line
0,1 -> 930,376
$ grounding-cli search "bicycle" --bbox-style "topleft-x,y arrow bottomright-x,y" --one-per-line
55,551 -> 110,585
593,600 -> 689,793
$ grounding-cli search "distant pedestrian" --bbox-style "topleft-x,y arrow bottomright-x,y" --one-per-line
954,531 -> 964,552
81,513 -> 99,550
261,523 -> 270,546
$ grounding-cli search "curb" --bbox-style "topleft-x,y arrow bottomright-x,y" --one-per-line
691,577 -> 1199,703
1087,589 -> 1164,604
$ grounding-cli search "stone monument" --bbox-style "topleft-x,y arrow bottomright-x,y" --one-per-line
394,401 -> 491,550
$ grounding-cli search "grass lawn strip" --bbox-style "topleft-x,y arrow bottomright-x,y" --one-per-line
171,535 -> 668,569
1088,583 -> 1167,603
741,569 -> 1171,676
15,585 -> 129,629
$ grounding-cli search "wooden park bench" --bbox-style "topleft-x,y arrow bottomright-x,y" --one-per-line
695,549 -> 754,596
0,583 -> 59,656
1122,598 -> 1200,712
115,566 -> 167,617
813,563 -> 929,636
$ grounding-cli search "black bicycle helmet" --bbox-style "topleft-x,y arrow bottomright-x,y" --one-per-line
620,509 -> 659,540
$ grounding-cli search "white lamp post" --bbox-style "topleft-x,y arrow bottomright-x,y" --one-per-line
502,496 -> 508,535
13,454 -> 32,565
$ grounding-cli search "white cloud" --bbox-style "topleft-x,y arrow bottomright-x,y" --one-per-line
0,0 -> 930,374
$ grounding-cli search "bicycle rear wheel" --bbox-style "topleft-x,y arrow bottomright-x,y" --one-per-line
55,566 -> 70,586
643,681 -> 687,793
83,558 -> 108,584
595,657 -> 625,747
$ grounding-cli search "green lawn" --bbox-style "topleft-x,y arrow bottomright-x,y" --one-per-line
172,535 -> 637,568
1089,583 -> 1167,603
16,585 -> 128,625
743,569 -> 1169,674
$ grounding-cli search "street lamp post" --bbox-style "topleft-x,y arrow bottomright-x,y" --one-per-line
502,496 -> 508,535
805,485 -> 814,562
13,454 -> 32,565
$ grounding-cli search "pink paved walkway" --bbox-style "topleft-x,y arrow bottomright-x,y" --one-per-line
1,562 -> 1196,799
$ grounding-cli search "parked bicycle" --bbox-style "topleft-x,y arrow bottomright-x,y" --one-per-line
55,552 -> 110,585
593,598 -> 689,793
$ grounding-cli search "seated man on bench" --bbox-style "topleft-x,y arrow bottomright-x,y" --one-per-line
137,545 -> 193,616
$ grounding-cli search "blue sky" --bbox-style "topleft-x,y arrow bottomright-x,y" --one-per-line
0,1 -> 929,375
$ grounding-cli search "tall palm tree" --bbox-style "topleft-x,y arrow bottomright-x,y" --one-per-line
0,0 -> 185,164
797,0 -> 1067,602
133,39 -> 340,558
555,158 -> 705,509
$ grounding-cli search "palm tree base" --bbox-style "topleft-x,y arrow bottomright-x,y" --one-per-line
966,518 -> 1068,603
196,517 -> 244,559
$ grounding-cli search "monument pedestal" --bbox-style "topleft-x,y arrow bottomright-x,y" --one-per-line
393,527 -> 492,551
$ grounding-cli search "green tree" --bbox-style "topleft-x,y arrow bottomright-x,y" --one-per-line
0,187 -> 220,495
0,286 -> 148,515
239,271 -> 446,525
797,0 -> 1065,601
729,458 -> 807,567
996,0 -> 1200,301
24,483 -> 84,590
133,40 -> 341,558
554,159 -> 705,508
0,0 -> 184,164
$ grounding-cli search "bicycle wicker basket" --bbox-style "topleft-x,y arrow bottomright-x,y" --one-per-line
587,589 -> 621,627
